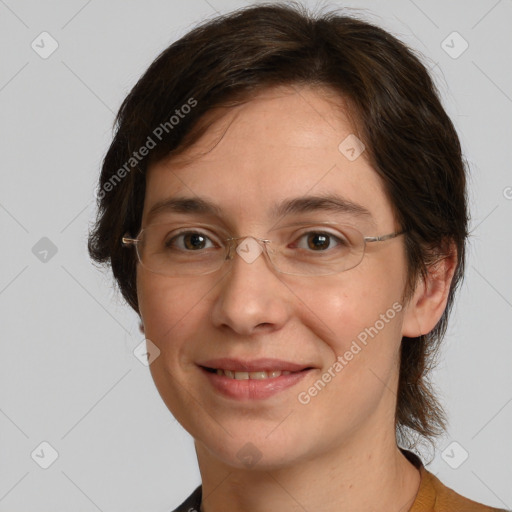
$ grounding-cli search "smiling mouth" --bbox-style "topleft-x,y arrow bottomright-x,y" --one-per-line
201,367 -> 313,380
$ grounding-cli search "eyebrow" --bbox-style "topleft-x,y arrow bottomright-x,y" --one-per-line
145,193 -> 375,226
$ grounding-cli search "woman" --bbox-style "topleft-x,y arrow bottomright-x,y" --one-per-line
88,3 -> 506,511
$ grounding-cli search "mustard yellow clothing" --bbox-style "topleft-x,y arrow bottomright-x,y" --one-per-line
403,449 -> 507,512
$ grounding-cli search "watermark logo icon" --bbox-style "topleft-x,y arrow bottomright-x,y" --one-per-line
236,442 -> 263,468
133,338 -> 160,366
338,134 -> 365,161
32,237 -> 58,263
441,441 -> 469,469
31,441 -> 59,469
236,237 -> 263,264
441,32 -> 469,59
31,32 -> 59,59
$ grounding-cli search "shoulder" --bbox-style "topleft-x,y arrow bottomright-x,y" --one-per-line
402,449 -> 508,512
415,468 -> 508,512
170,484 -> 202,512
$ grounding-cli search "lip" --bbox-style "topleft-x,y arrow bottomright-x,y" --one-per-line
197,358 -> 315,401
197,357 -> 312,372
200,367 -> 313,400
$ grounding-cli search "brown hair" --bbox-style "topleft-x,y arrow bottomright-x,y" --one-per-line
88,1 -> 469,450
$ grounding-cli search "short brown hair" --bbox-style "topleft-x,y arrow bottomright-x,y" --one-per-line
88,1 -> 469,450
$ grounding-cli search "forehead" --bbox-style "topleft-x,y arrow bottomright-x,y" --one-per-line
142,85 -> 395,231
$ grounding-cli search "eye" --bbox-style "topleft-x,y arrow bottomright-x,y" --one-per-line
293,231 -> 347,251
165,230 -> 217,251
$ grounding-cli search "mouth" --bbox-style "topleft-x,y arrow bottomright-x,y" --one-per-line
198,361 -> 315,401
196,358 -> 316,400
197,357 -> 315,377
201,366 -> 314,380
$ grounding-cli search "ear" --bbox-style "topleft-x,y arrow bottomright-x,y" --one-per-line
401,241 -> 458,338
139,319 -> 145,334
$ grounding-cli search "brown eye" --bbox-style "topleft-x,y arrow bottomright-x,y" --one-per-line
295,231 -> 345,251
183,233 -> 208,250
166,231 -> 215,251
307,233 -> 330,250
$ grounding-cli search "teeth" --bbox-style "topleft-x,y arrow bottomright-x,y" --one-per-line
215,369 -> 293,379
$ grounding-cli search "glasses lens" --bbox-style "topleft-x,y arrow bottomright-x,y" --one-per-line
267,224 -> 365,276
137,224 -> 225,276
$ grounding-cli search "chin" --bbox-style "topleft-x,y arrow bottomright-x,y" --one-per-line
194,424 -> 317,471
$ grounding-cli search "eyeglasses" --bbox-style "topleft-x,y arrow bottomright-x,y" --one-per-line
122,221 -> 406,277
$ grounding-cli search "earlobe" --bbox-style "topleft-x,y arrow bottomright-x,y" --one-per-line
401,243 -> 458,338
139,320 -> 145,334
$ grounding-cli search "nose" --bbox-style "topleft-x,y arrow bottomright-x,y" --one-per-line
210,237 -> 292,336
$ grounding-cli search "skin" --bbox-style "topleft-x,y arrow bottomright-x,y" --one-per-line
136,85 -> 457,512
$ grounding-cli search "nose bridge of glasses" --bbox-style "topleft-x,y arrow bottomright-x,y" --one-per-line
224,236 -> 272,264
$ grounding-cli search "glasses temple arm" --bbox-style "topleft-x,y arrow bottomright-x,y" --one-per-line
122,235 -> 139,246
364,230 -> 407,243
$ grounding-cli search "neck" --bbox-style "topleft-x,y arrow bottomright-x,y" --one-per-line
195,424 -> 421,512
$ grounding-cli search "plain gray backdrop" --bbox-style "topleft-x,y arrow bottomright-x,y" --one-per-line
1,0 -> 511,510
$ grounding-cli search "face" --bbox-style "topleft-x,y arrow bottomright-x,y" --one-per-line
136,85 -> 411,470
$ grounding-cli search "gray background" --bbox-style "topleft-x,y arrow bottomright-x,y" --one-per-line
1,0 -> 511,510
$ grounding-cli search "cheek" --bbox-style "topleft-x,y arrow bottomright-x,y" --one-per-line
300,254 -> 406,343
293,250 -> 407,396
301,283 -> 404,377
136,271 -> 215,357
295,274 -> 405,421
